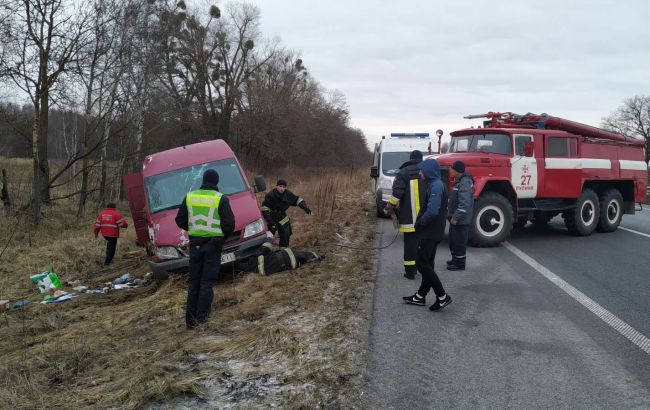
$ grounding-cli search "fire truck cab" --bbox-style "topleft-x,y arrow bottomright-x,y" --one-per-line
432,112 -> 648,247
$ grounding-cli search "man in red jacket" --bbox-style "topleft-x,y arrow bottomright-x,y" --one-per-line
94,203 -> 128,266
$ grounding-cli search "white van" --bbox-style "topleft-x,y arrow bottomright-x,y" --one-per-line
370,132 -> 441,217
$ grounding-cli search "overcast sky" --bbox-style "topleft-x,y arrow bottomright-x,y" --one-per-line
247,0 -> 650,147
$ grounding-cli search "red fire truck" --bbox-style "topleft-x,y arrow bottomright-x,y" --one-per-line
430,112 -> 648,247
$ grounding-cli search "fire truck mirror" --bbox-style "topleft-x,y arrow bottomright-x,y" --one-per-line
524,141 -> 534,157
370,166 -> 379,179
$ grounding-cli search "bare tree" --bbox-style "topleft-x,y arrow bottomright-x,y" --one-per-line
0,0 -> 89,223
602,95 -> 650,163
76,0 -> 130,217
211,3 -> 274,141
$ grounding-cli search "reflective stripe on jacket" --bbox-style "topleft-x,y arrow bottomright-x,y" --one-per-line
390,159 -> 426,233
94,208 -> 128,238
186,189 -> 224,237
261,188 -> 306,226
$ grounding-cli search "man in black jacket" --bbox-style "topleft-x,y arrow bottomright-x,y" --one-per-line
261,179 -> 311,247
234,240 -> 324,275
447,160 -> 474,271
175,169 -> 235,329
384,150 -> 427,279
402,158 -> 452,311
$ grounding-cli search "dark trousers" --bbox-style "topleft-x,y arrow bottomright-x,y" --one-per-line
277,222 -> 292,248
449,224 -> 470,268
403,231 -> 418,274
104,236 -> 118,265
186,239 -> 222,328
416,240 -> 446,298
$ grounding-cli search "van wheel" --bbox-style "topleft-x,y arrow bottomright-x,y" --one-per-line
596,189 -> 623,233
564,189 -> 599,236
469,192 -> 514,247
376,194 -> 388,218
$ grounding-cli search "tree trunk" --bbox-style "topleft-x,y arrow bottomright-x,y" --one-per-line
98,121 -> 110,207
78,70 -> 96,218
117,136 -> 128,200
216,99 -> 234,141
133,101 -> 145,172
1,169 -> 10,209
38,89 -> 50,205
31,110 -> 42,224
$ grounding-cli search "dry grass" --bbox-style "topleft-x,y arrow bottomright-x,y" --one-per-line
0,161 -> 377,409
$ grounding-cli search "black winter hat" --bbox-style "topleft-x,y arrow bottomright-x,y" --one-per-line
410,150 -> 423,161
276,179 -> 287,187
452,161 -> 465,173
202,169 -> 219,185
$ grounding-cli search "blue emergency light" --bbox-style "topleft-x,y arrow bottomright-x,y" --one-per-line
390,133 -> 430,138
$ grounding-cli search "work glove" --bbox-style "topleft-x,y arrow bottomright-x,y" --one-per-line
269,223 -> 277,232
384,204 -> 395,216
303,207 -> 312,215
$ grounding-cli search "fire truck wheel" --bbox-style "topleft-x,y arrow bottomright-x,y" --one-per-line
596,189 -> 623,233
469,192 -> 513,247
564,188 -> 600,236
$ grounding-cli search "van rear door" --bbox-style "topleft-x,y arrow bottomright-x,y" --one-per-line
123,172 -> 149,246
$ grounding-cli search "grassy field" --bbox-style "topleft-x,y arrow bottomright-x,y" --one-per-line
0,159 -> 377,409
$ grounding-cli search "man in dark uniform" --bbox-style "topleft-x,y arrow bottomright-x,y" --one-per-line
261,179 -> 311,248
384,150 -> 426,279
447,160 -> 474,271
402,158 -> 452,311
235,240 -> 324,275
175,169 -> 235,329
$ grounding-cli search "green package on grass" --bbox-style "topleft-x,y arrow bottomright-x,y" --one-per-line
30,271 -> 63,293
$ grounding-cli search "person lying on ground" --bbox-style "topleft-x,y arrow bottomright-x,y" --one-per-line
235,240 -> 324,276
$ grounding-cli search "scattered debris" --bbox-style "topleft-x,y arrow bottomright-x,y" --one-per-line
53,290 -> 67,298
113,283 -> 137,290
112,273 -> 131,285
86,288 -> 109,294
10,300 -> 30,309
31,270 -> 63,293
43,294 -> 78,304
73,285 -> 88,292
0,299 -> 10,309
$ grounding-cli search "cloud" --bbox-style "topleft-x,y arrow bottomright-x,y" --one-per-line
248,0 -> 650,146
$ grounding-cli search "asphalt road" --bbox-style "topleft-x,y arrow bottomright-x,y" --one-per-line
364,210 -> 650,409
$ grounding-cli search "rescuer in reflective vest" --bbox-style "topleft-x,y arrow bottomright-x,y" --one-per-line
447,160 -> 474,271
403,158 -> 452,311
93,202 -> 128,266
175,169 -> 235,329
384,150 -> 427,279
261,179 -> 311,248
234,240 -> 324,275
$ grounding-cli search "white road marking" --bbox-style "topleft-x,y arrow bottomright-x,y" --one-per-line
503,241 -> 650,356
619,226 -> 650,239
